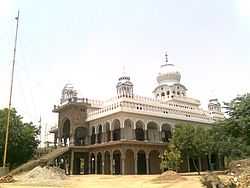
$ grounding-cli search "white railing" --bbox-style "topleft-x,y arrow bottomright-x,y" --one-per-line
86,96 -> 213,123
54,97 -> 104,111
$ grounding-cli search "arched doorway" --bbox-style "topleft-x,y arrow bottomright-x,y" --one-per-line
91,127 -> 96,144
161,124 -> 172,142
97,152 -> 102,174
105,122 -> 111,142
113,150 -> 121,174
147,121 -> 159,143
125,149 -> 134,174
135,120 -> 145,141
124,119 -> 133,140
112,119 -> 121,141
90,153 -> 95,174
97,125 -> 102,144
74,127 -> 88,146
62,119 -> 70,146
104,151 -> 111,174
149,150 -> 161,174
137,150 -> 146,174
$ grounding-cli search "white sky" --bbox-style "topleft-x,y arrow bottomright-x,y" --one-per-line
0,0 -> 250,142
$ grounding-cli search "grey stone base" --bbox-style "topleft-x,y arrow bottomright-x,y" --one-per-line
0,167 -> 9,176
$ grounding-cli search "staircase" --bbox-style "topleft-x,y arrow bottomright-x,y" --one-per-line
9,147 -> 70,175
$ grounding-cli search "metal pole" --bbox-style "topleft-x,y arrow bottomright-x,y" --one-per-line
3,10 -> 20,168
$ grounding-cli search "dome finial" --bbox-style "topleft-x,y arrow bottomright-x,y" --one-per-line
161,51 -> 173,67
165,51 -> 168,64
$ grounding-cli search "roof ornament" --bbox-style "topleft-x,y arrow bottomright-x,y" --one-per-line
161,51 -> 173,67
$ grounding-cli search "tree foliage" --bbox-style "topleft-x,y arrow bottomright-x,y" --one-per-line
161,93 -> 250,174
222,93 -> 250,145
160,144 -> 182,172
0,108 -> 40,169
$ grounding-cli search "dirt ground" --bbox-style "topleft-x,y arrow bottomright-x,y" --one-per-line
0,174 -> 204,188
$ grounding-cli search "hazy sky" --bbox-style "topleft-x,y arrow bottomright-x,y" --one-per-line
0,0 -> 250,141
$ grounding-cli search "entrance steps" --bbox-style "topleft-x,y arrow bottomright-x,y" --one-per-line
9,147 -> 69,175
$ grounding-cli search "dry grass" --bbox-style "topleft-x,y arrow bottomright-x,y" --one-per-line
0,174 -> 204,188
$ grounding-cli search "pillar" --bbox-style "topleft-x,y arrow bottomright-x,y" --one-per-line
122,158 -> 125,175
110,151 -> 113,175
135,153 -> 138,174
146,153 -> 149,175
88,155 -> 91,174
70,151 -> 74,175
95,153 -> 97,174
96,132 -> 98,144
102,153 -> 104,174
132,129 -> 136,140
120,128 -> 125,140
144,130 -> 148,141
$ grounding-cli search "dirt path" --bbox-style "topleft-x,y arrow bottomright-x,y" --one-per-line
0,175 -> 204,188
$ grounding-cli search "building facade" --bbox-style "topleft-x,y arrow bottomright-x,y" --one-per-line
51,54 -> 224,175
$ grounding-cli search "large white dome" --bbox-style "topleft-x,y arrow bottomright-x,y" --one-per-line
157,64 -> 181,84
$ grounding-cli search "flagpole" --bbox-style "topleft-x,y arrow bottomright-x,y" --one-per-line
2,10 -> 20,168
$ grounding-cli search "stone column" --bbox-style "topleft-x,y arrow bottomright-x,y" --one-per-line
102,153 -> 104,174
144,130 -> 148,141
111,131 -> 113,141
95,153 -> 97,174
120,128 -> 125,140
146,153 -> 150,175
110,151 -> 113,175
135,153 -> 138,175
70,151 -> 74,175
121,158 -> 125,175
132,129 -> 136,140
88,155 -> 91,174
95,133 -> 98,144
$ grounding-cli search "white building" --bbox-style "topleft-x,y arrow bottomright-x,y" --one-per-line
51,53 -> 224,175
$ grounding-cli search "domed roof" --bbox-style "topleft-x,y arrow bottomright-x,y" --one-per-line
116,75 -> 133,88
157,63 -> 181,84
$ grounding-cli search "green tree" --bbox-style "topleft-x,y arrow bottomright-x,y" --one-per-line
222,93 -> 250,144
0,108 -> 40,169
161,144 -> 182,172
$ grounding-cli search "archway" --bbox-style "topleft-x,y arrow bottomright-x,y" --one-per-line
149,150 -> 161,174
147,121 -> 159,143
113,150 -> 121,174
137,150 -> 146,174
112,119 -> 121,141
105,122 -> 111,142
62,119 -> 70,146
97,125 -> 102,144
104,151 -> 111,174
74,127 -> 88,146
91,127 -> 96,144
161,124 -> 172,142
135,120 -> 145,141
124,119 -> 133,140
125,149 -> 134,174
90,153 -> 95,174
97,152 -> 102,174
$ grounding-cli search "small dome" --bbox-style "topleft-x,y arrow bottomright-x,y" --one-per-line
157,64 -> 181,84
116,76 -> 133,88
